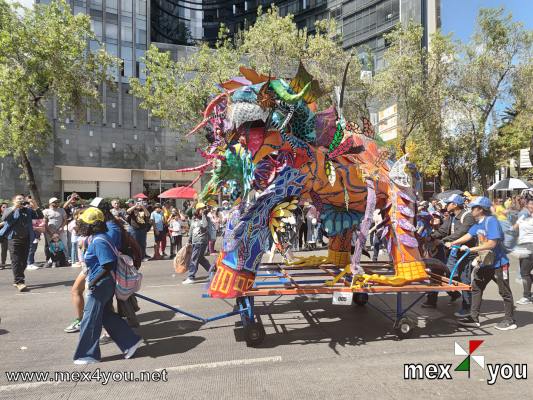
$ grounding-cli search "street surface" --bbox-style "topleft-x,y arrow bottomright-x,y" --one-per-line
1,246 -> 532,399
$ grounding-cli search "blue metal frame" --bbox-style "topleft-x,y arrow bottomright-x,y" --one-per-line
364,292 -> 427,323
134,293 -> 245,324
448,246 -> 471,284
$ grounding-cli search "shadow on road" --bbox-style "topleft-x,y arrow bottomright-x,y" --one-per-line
24,280 -> 76,291
249,295 -> 506,353
124,312 -> 205,358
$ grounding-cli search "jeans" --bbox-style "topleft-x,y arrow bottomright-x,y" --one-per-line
71,240 -> 79,264
470,266 -> 514,323
187,242 -> 211,279
519,252 -> 533,298
132,229 -> 147,258
8,238 -> 30,284
50,250 -> 67,266
74,275 -> 141,361
1,238 -> 8,266
446,251 -> 473,311
170,235 -> 182,256
27,240 -> 38,265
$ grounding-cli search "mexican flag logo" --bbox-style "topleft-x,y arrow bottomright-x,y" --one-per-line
455,340 -> 485,378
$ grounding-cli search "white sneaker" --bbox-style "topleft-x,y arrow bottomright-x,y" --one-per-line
45,259 -> 53,268
516,297 -> 533,305
51,262 -> 57,268
71,262 -> 81,268
74,358 -> 99,365
124,339 -> 143,359
26,264 -> 40,271
99,333 -> 113,345
182,278 -> 195,285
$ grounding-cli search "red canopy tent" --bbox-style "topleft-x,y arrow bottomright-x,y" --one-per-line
158,186 -> 197,199
132,193 -> 148,199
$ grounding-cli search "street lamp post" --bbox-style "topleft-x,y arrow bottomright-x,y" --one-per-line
158,161 -> 162,196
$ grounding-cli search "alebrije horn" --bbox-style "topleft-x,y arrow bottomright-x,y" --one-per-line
269,80 -> 311,104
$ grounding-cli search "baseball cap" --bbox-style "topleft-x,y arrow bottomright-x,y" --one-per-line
80,207 -> 105,225
469,196 -> 492,210
444,194 -> 464,206
48,197 -> 59,204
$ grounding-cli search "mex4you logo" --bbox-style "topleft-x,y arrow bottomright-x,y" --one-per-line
404,340 -> 528,385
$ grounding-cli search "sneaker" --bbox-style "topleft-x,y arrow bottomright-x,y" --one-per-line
182,278 -> 195,285
71,262 -> 82,268
15,283 -> 28,292
516,297 -> 533,305
74,358 -> 99,365
448,292 -> 461,304
124,339 -> 143,359
494,320 -> 518,331
99,333 -> 113,345
421,302 -> 437,309
457,316 -> 480,328
162,252 -> 168,257
454,309 -> 471,318
64,319 -> 81,333
26,264 -> 40,271
142,256 -> 151,262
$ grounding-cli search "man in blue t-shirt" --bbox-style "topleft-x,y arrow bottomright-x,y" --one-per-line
449,196 -> 516,330
150,204 -> 165,260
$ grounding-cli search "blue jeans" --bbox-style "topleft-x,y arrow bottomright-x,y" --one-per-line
187,242 -> 211,279
71,240 -> 79,264
447,251 -> 472,311
132,229 -> 147,258
27,241 -> 38,265
74,275 -> 141,361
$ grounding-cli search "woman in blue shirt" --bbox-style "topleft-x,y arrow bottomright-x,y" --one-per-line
73,207 -> 142,364
448,196 -> 516,331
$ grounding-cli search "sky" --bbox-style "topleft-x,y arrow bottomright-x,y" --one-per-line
440,0 -> 533,42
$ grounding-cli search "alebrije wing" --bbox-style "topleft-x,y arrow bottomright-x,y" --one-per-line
239,66 -> 272,84
290,61 -> 324,104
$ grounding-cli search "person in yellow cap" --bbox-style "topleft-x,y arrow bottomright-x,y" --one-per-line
183,202 -> 211,284
73,207 -> 142,364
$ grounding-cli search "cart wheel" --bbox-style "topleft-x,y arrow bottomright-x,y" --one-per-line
354,293 -> 369,306
244,323 -> 266,347
395,317 -> 415,339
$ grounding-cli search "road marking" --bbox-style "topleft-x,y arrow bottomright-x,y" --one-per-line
156,356 -> 283,373
0,381 -> 61,392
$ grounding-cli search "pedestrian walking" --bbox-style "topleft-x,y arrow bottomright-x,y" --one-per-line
43,197 -> 69,262
450,196 -> 516,331
0,195 -> 43,291
150,204 -> 164,260
0,202 -> 9,269
183,203 -> 211,284
73,207 -> 142,364
513,198 -> 533,305
127,199 -> 151,261
168,209 -> 183,257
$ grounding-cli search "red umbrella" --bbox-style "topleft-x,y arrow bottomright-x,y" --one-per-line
158,186 -> 197,199
132,193 -> 148,199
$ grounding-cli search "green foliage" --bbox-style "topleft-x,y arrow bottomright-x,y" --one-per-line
0,0 -> 117,202
130,5 -> 369,134
448,7 -> 533,190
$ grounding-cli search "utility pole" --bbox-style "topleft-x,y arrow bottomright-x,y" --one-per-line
158,161 -> 162,196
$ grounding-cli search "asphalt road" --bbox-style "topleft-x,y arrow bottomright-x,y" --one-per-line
0,246 -> 532,399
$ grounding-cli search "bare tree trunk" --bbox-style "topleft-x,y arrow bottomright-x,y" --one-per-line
18,150 -> 42,207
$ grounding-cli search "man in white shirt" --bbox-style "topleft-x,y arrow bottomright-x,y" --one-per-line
514,198 -> 533,305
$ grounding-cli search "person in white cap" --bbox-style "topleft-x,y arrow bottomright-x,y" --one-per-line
43,197 -> 69,265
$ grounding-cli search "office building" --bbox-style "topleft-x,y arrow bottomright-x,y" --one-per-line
0,0 -> 203,201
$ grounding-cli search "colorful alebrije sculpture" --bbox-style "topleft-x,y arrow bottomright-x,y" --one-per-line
182,62 -> 428,299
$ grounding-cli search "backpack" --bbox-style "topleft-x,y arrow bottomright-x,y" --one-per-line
93,237 -> 142,300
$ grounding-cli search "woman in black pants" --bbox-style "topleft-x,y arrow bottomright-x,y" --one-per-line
0,202 -> 8,268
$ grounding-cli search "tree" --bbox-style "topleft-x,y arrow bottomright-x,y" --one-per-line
130,6 -> 368,135
372,22 -> 456,179
449,7 -> 533,191
0,0 -> 116,205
